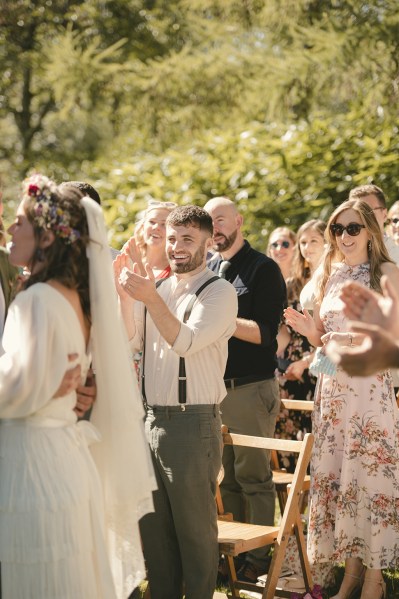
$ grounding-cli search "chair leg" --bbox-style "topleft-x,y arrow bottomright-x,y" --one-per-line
261,535 -> 290,599
294,513 -> 313,592
225,555 -> 241,599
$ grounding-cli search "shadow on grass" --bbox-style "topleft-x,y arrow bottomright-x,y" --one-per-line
129,568 -> 399,599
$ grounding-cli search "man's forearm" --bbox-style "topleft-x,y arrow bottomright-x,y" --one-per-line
145,293 -> 181,346
119,297 -> 137,340
233,317 -> 262,344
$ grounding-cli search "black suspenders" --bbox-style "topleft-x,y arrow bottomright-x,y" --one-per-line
141,276 -> 220,407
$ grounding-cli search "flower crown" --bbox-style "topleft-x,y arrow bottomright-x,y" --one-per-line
22,174 -> 81,244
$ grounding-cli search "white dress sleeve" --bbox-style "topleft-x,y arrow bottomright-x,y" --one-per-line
0,286 -> 70,418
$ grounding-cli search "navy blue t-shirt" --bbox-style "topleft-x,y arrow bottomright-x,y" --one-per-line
208,240 -> 287,380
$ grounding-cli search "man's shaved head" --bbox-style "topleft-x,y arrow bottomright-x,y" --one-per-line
204,196 -> 238,215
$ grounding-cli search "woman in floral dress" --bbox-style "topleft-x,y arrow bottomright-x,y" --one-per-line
275,220 -> 326,471
285,199 -> 399,599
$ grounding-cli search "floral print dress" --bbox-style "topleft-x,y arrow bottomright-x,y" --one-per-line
275,298 -> 317,472
308,262 -> 399,569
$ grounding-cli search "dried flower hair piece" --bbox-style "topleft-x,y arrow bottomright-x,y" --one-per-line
22,174 -> 81,244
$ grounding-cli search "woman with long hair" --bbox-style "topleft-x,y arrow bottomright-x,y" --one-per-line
0,174 -> 155,598
275,220 -> 326,470
285,199 -> 399,599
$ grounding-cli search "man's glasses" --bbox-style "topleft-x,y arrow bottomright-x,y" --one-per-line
270,240 -> 290,249
330,223 -> 365,237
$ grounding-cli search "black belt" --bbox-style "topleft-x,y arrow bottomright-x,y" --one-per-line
147,404 -> 219,415
224,376 -> 269,390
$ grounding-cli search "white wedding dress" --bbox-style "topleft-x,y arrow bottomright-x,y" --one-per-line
0,199 -> 156,598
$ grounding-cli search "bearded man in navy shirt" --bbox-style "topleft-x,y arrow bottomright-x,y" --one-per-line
205,196 -> 286,583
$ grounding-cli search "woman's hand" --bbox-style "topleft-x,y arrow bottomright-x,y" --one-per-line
284,307 -> 316,338
121,236 -> 146,276
326,322 -> 399,376
119,263 -> 157,303
321,331 -> 355,346
74,369 -> 96,418
113,252 -> 135,301
285,359 -> 307,382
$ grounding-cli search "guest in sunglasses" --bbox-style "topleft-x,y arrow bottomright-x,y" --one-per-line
267,227 -> 296,280
284,199 -> 399,599
386,200 -> 399,251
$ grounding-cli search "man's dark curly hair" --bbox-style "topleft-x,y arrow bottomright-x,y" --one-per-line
60,181 -> 101,205
166,205 -> 213,236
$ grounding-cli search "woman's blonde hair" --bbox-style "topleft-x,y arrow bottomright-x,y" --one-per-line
135,201 -> 176,259
287,219 -> 326,302
317,199 -> 392,302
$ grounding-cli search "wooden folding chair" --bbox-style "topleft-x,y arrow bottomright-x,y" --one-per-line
217,428 -> 314,599
272,399 -> 314,514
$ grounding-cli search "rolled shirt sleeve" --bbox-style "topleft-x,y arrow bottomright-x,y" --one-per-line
129,268 -> 238,405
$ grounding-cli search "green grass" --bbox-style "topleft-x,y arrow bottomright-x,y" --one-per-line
130,495 -> 399,598
131,570 -> 399,598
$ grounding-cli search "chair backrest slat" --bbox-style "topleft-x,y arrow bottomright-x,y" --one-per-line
222,431 -> 305,453
280,399 -> 314,412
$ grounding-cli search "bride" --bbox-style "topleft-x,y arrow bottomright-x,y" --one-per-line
0,174 -> 156,598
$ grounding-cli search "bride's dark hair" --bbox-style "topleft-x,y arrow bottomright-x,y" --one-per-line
23,177 -> 91,324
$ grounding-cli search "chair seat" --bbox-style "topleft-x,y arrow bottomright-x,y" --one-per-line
217,429 -> 314,599
218,519 -> 280,556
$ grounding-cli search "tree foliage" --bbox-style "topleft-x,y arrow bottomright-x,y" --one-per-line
92,107 -> 399,251
1,0 -> 399,242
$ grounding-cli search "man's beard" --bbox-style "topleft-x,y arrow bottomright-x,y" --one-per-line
169,240 -> 206,274
213,229 -> 237,252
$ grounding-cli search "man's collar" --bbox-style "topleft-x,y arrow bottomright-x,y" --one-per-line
223,239 -> 250,263
173,265 -> 211,286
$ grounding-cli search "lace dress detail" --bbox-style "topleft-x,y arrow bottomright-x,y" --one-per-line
308,262 -> 399,569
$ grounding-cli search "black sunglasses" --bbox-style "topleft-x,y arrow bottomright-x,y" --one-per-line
389,217 -> 399,225
330,222 -> 365,237
270,240 -> 290,249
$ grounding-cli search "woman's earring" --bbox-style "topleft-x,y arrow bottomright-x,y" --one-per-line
367,239 -> 372,253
